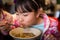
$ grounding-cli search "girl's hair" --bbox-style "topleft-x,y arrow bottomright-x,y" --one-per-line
15,0 -> 45,13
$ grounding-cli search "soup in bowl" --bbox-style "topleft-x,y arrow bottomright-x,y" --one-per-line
9,27 -> 42,40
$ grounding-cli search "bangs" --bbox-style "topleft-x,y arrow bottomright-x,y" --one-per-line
17,2 -> 33,13
15,0 -> 39,13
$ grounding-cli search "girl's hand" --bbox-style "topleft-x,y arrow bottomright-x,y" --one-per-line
44,34 -> 57,40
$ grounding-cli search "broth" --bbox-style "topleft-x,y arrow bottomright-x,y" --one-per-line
13,33 -> 35,38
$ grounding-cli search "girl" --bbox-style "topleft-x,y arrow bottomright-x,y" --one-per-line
12,0 -> 60,40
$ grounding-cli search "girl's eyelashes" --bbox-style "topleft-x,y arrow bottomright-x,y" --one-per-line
23,13 -> 28,16
16,13 -> 19,15
16,12 -> 29,16
23,14 -> 28,16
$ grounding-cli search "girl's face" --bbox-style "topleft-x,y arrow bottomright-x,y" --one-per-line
16,11 -> 38,27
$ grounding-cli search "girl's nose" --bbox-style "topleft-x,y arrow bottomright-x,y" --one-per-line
19,18 -> 24,22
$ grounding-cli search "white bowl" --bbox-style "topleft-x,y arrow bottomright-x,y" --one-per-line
9,27 -> 42,40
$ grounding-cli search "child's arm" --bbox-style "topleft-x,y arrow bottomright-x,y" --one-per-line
44,18 -> 60,40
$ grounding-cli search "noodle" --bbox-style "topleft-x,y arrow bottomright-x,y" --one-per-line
12,33 -> 35,38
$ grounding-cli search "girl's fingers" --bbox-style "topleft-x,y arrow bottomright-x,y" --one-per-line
44,34 -> 56,40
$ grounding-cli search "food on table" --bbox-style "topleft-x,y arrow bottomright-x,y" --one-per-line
12,32 -> 35,38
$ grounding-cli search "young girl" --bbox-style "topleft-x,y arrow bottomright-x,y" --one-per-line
12,0 -> 60,40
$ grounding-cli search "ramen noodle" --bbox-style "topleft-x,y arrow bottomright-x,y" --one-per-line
12,32 -> 35,38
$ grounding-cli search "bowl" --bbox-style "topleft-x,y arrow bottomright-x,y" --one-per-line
9,27 -> 42,40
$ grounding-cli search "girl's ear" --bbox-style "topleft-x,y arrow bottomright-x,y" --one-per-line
36,8 -> 44,18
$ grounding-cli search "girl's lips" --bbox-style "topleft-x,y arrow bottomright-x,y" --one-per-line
20,23 -> 25,27
20,23 -> 28,28
20,24 -> 24,27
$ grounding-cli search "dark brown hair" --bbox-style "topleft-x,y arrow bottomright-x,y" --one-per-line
15,0 -> 45,13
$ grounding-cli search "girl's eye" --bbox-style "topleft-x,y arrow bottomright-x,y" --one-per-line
16,13 -> 19,15
23,14 -> 28,16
